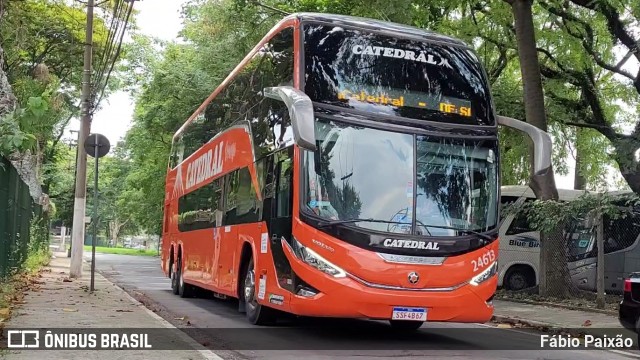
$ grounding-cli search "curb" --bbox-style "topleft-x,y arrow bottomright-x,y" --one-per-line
80,257 -> 224,360
495,297 -> 618,316
492,314 -> 632,338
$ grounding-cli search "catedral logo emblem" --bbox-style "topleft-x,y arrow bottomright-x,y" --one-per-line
184,142 -> 224,191
383,239 -> 440,250
352,45 -> 452,69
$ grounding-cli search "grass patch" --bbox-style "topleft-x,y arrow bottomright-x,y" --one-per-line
0,249 -> 51,321
83,245 -> 158,257
23,248 -> 51,274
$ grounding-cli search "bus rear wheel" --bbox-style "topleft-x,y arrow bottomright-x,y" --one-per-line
389,320 -> 424,331
178,259 -> 195,298
171,259 -> 179,295
242,257 -> 276,325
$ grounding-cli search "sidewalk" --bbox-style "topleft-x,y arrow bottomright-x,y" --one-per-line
493,299 -> 635,337
1,252 -> 218,359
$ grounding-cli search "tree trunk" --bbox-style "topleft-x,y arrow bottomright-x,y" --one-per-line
109,218 -> 129,248
574,129 -> 587,190
609,137 -> 640,193
509,0 -> 573,298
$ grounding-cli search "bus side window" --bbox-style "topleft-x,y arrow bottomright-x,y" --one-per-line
260,155 -> 276,222
604,214 -> 640,253
235,167 -> 260,223
505,212 -> 532,235
223,170 -> 240,225
275,157 -> 293,218
212,178 -> 224,227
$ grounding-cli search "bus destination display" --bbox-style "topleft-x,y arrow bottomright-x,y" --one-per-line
337,87 -> 473,118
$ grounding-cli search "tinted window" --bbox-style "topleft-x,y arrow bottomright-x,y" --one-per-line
170,135 -> 185,169
603,213 -> 640,253
505,212 -> 532,235
303,23 -> 493,126
178,179 -> 222,232
276,157 -> 293,218
174,27 -> 295,164
224,170 -> 240,223
224,167 -> 261,225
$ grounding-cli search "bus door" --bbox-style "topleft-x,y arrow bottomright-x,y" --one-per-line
266,147 -> 295,290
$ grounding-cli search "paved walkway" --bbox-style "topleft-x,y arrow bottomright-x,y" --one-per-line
1,252 -> 218,359
493,299 -> 633,337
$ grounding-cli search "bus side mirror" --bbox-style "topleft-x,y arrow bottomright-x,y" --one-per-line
263,86 -> 317,151
497,115 -> 552,175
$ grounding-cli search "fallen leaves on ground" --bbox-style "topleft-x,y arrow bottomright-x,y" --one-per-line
0,308 -> 10,317
62,308 -> 78,312
496,324 -> 512,328
582,320 -> 592,327
174,316 -> 186,321
62,278 -> 72,283
115,309 -> 133,312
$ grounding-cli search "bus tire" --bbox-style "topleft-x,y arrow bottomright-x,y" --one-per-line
178,257 -> 195,298
242,257 -> 276,325
389,320 -> 424,331
504,265 -> 533,291
171,258 -> 179,295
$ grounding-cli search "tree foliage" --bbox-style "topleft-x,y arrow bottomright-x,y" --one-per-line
118,0 -> 640,238
0,0 -> 120,211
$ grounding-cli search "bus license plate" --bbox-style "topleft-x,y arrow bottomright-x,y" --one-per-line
391,307 -> 427,321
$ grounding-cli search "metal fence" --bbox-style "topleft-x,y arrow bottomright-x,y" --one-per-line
0,156 -> 45,279
497,208 -> 640,312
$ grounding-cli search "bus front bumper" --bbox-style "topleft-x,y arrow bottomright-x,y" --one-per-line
283,248 -> 496,322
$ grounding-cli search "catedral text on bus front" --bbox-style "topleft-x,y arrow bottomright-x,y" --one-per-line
161,13 -> 553,329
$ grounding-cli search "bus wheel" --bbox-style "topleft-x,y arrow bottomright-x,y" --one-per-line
178,259 -> 195,298
171,259 -> 179,295
505,266 -> 533,291
242,257 -> 276,325
389,320 -> 424,331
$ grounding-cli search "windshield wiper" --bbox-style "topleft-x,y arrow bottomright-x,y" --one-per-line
317,218 -> 410,228
416,224 -> 494,241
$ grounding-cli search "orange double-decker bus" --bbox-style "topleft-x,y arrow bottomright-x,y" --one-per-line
161,13 -> 552,329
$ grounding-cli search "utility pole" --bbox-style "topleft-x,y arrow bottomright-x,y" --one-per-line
67,129 -> 79,258
69,0 -> 95,278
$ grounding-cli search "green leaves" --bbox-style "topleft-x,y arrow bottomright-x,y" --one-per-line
26,97 -> 49,118
503,191 -> 640,234
0,111 -> 35,155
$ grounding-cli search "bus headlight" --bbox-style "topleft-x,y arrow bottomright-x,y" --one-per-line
470,262 -> 497,286
291,238 -> 346,278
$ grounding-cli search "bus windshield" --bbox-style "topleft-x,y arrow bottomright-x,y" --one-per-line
302,117 -> 499,237
566,220 -> 595,261
303,23 -> 494,126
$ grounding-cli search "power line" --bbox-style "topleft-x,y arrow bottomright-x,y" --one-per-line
92,0 -> 126,91
92,0 -> 134,111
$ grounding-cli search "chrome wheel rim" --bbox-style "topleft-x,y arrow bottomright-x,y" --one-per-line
244,269 -> 255,304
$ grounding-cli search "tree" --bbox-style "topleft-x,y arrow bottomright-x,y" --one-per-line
503,0 -> 567,296
0,0 -> 119,213
534,0 -> 640,194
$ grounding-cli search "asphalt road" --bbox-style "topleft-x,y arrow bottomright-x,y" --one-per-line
89,253 -> 640,360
